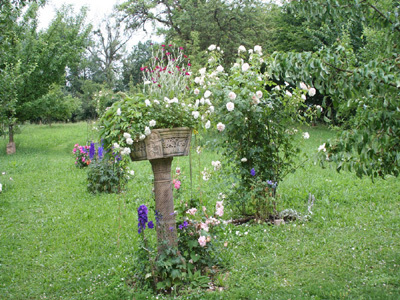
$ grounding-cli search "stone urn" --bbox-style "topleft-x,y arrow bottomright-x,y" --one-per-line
130,127 -> 192,251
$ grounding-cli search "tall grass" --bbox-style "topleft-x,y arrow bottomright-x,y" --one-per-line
0,123 -> 399,299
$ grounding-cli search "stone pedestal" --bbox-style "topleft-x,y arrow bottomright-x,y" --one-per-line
150,157 -> 178,251
130,127 -> 192,252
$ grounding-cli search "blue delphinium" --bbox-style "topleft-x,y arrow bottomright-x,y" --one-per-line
97,146 -> 104,160
89,142 -> 95,160
250,168 -> 256,176
178,221 -> 188,230
138,205 -> 149,234
138,205 -> 155,233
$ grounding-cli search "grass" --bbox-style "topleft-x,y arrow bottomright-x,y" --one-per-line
0,122 -> 399,299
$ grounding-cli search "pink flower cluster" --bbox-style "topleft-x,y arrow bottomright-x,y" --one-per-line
72,144 -> 91,168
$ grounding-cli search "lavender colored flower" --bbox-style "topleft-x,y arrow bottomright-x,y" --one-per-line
138,205 -> 148,234
179,221 -> 188,230
267,180 -> 274,185
97,146 -> 104,160
250,168 -> 256,176
148,221 -> 154,229
89,142 -> 95,160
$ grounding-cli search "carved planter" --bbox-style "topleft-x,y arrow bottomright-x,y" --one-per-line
130,127 -> 192,252
129,127 -> 192,161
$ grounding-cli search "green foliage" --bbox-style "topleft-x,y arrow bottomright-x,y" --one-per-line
197,46 -> 310,215
267,0 -> 400,179
87,152 -> 131,194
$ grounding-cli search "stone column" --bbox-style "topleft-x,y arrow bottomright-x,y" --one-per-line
150,157 -> 178,252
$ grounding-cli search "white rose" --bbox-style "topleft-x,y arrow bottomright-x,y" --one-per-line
226,102 -> 235,111
241,63 -> 250,72
139,134 -> 146,140
216,122 -> 225,132
308,87 -> 316,97
238,45 -> 246,52
144,126 -> 151,136
126,137 -> 133,145
256,90 -> 263,98
216,65 -> 224,73
153,99 -> 160,104
199,68 -> 206,75
241,157 -> 247,162
113,143 -> 120,149
208,44 -> 216,51
194,77 -> 201,84
209,105 -> 215,113
204,90 -> 212,98
300,82 -> 308,90
228,91 -> 237,100
301,94 -> 307,100
200,98 -> 205,105
254,45 -> 262,54
303,132 -> 310,139
145,99 -> 151,106
194,88 -> 200,95
205,120 -> 211,129
192,111 -> 200,119
123,132 -> 131,139
285,90 -> 292,97
116,108 -> 121,116
149,120 -> 156,127
121,147 -> 131,156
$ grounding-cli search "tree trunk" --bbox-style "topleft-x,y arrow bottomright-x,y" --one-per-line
6,124 -> 16,155
150,157 -> 178,253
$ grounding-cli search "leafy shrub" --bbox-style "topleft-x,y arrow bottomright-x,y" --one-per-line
86,143 -> 133,194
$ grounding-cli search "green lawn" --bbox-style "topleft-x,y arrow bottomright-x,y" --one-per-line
0,123 -> 399,299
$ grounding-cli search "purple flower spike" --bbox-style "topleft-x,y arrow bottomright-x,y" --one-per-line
148,221 -> 154,229
138,205 -> 148,234
250,168 -> 256,176
89,142 -> 95,160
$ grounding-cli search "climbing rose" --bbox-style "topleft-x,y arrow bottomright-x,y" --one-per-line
241,63 -> 250,72
216,122 -> 225,132
198,235 -> 207,247
228,91 -> 237,100
308,87 -> 316,97
226,102 -> 235,111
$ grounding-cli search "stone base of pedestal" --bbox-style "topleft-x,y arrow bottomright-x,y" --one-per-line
150,157 -> 178,251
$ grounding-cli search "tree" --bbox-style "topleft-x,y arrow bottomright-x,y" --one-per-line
0,2 -> 91,153
118,0 -> 271,66
88,14 -> 133,88
267,0 -> 400,179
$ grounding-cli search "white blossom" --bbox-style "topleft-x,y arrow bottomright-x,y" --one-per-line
192,111 -> 200,119
212,160 -> 222,171
149,120 -> 156,127
309,87 -> 316,97
153,99 -> 160,105
145,99 -> 151,106
216,65 -> 224,73
204,90 -> 212,98
205,120 -> 211,129
254,45 -> 262,54
303,132 -> 310,139
194,88 -> 200,95
228,91 -> 237,100
300,82 -> 308,90
144,126 -> 151,136
126,138 -> 134,145
121,147 -> 131,156
199,68 -> 206,76
139,134 -> 146,140
113,143 -> 120,149
226,102 -> 235,111
208,44 -> 216,51
241,63 -> 250,72
216,122 -> 225,132
241,157 -> 247,162
256,90 -> 263,98
285,90 -> 293,97
200,98 -> 205,105
238,45 -> 246,52
116,108 -> 121,116
123,132 -> 131,139
301,94 -> 307,100
318,143 -> 327,152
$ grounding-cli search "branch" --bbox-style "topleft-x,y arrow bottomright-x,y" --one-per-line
322,60 -> 400,90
